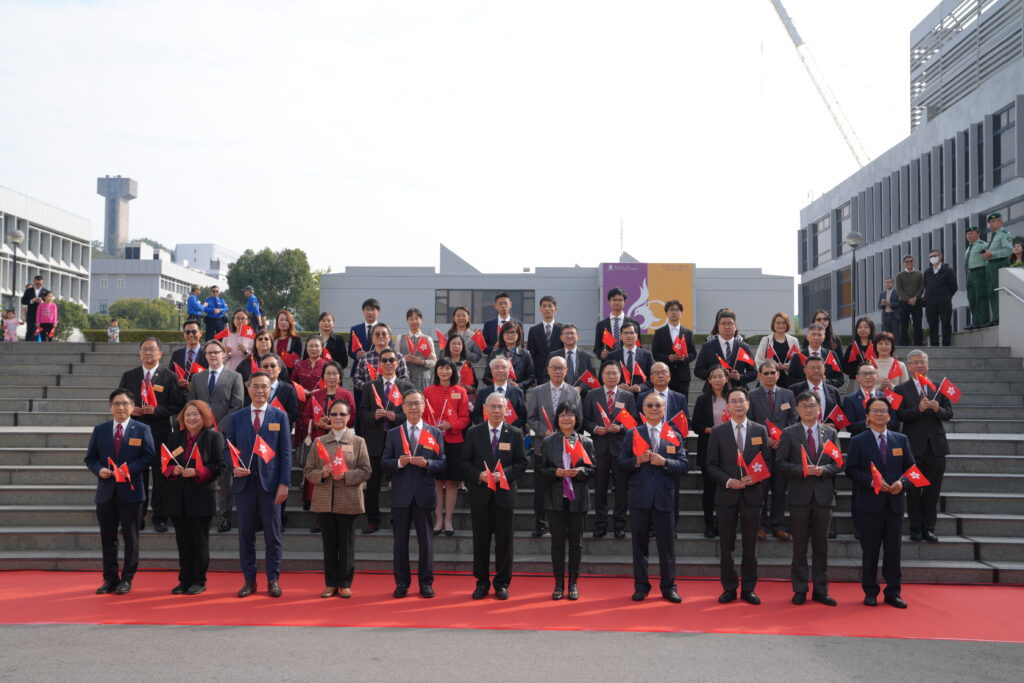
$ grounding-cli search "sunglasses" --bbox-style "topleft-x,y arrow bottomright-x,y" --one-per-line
329,412 -> 348,417
380,357 -> 397,363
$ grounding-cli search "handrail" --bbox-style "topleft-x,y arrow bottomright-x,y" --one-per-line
994,287 -> 1024,306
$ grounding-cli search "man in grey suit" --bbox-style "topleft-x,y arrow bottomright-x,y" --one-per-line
546,324 -> 597,395
746,360 -> 798,540
187,339 -> 245,532
527,356 -> 582,537
775,391 -> 840,606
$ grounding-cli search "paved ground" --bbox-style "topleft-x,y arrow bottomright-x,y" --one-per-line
1,624 -> 1021,681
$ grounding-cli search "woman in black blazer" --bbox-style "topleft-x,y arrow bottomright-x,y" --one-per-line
691,365 -> 732,539
303,312 -> 348,369
159,400 -> 226,595
483,321 -> 535,391
537,401 -> 596,601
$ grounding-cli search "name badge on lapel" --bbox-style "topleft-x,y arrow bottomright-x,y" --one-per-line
128,438 -> 142,447
666,445 -> 676,454
751,437 -> 763,445
614,401 -> 625,409
780,402 -> 790,410
451,391 -> 462,399
153,384 -> 164,393
172,446 -> 184,456
892,448 -> 903,457
268,423 -> 281,432
498,442 -> 510,451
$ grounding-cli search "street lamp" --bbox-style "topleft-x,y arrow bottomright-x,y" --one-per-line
6,227 -> 25,312
845,230 -> 865,334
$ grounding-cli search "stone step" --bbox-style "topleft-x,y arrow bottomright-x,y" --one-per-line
0,386 -> 46,399
948,393 -> 1024,407
42,386 -> 124,400
6,412 -> 107,427
0,375 -> 62,387
0,448 -> 85,466
923,357 -> 1022,370
947,406 -> 1024,420
947,419 -> 1024,434
945,454 -> 1024,474
0,429 -> 93,448
2,364 -> 73,376
30,398 -> 110,413
942,492 -> 1024,515
0,352 -> 87,364
0,399 -> 31,412
67,364 -> 134,377
966,537 -> 1024,562
57,375 -> 128,388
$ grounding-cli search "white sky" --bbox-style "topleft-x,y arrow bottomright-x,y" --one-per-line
1,0 -> 937,278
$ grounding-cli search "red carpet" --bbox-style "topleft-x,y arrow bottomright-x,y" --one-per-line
1,571 -> 1020,643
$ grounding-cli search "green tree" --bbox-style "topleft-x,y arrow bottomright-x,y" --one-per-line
226,248 -> 319,329
53,299 -> 88,341
107,298 -> 179,330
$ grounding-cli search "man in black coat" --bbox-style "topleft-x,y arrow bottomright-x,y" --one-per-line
923,249 -> 958,347
526,296 -> 563,384
20,275 -> 50,341
693,311 -> 757,388
650,299 -> 697,394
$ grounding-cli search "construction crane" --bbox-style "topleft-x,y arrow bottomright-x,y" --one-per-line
769,0 -> 871,168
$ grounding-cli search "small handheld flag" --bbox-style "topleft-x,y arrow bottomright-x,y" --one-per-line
903,464 -> 931,487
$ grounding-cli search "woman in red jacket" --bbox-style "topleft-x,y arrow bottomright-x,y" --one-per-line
424,358 -> 470,536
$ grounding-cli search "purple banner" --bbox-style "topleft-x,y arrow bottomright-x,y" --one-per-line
600,263 -> 647,320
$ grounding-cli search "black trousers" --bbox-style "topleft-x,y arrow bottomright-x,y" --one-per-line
171,515 -> 211,586
593,450 -> 629,532
899,302 -> 923,346
788,503 -> 831,594
881,311 -> 898,335
548,504 -> 584,585
717,497 -> 761,593
859,508 -> 903,598
907,448 -> 946,533
365,456 -> 383,526
470,501 -> 514,589
629,506 -> 676,593
97,499 -> 142,584
392,504 -> 434,588
320,513 -> 357,588
36,323 -> 55,341
531,453 -> 548,531
925,301 -> 953,346
204,316 -> 227,342
759,462 -> 789,532
699,456 -> 716,529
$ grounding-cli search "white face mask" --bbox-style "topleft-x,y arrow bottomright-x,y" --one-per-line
929,256 -> 940,265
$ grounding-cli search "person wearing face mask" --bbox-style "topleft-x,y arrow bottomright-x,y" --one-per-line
922,250 -> 958,346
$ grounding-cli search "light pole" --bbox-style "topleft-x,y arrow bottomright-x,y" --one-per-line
6,227 -> 25,313
845,230 -> 865,335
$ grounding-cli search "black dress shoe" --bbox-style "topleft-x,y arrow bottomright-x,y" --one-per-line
718,591 -> 737,604
268,580 -> 282,598
828,528 -> 837,539
792,592 -> 806,605
662,589 -> 682,604
310,526 -> 320,534
154,520 -> 169,533
812,593 -> 837,606
171,583 -> 188,595
139,518 -> 146,531
445,530 -> 455,537
567,584 -> 579,601
433,528 -> 443,536
420,585 -> 435,599
114,580 -> 131,595
923,531 -> 939,543
552,586 -> 564,600
703,526 -> 716,538
740,591 -> 761,605
531,527 -> 547,538
863,595 -> 878,606
238,580 -> 257,598
495,587 -> 509,600
472,586 -> 489,600
217,520 -> 231,533
593,529 -> 607,538
362,524 -> 379,535
96,581 -> 118,594
632,589 -> 649,602
614,530 -> 626,540
185,584 -> 206,595
910,531 -> 923,542
393,585 -> 409,599
884,595 -> 907,609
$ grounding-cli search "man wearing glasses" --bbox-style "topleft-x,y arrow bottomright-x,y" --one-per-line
617,394 -> 688,603
170,320 -> 208,390
747,360 -> 798,541
353,322 -> 409,393
245,353 -> 300,426
357,348 -> 414,534
705,387 -> 772,605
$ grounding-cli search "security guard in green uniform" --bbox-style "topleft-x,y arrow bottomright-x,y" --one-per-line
981,212 -> 1015,324
964,226 -> 990,328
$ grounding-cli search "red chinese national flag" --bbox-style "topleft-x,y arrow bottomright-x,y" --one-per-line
160,444 -> 174,469
765,420 -> 783,441
322,349 -> 333,361
736,450 -> 747,475
471,329 -> 487,352
632,431 -> 650,458
504,399 -> 518,423
350,333 -> 363,353
660,422 -> 680,446
189,361 -> 204,376
888,356 -> 902,379
214,327 -> 230,340
916,373 -> 937,393
615,409 -> 637,430
632,361 -> 647,384
483,462 -> 497,490
371,385 -> 384,409
406,335 -> 416,355
747,453 -> 771,483
672,335 -> 687,357
494,461 -> 510,490
240,324 -> 256,339
249,354 -> 259,375
721,408 -> 730,423
317,379 -> 326,389
399,426 -> 412,455
140,381 -> 157,408
847,343 -> 862,363
366,363 -> 379,381
669,410 -> 689,436
597,403 -> 612,428
823,439 -> 844,467
227,439 -> 242,469
190,443 -> 208,476
173,363 -> 188,381
825,351 -> 842,373
826,405 -> 851,430
870,462 -> 884,494
541,407 -> 553,433
716,354 -> 733,372
118,462 -> 134,489
620,362 -> 632,385
388,383 -> 403,407
602,328 -> 616,350
565,437 -> 592,466
315,439 -> 331,463
865,342 -> 878,365
270,397 -> 285,411
108,457 -> 124,481
577,369 -> 600,389
418,428 -> 440,454
253,435 -> 275,463
736,346 -> 755,367
884,388 -> 903,410
903,464 -> 931,487
800,446 -> 810,477
765,343 -> 777,361
508,363 -> 517,381
435,329 -> 447,351
281,351 -> 300,369
292,382 -> 308,402
936,377 -> 962,404
459,362 -> 475,387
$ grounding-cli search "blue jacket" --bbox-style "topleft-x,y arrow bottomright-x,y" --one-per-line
381,423 -> 446,508
224,404 -> 293,494
186,294 -> 205,317
245,294 -> 262,318
617,423 -> 688,511
204,296 -> 227,318
845,429 -> 916,514
84,419 -> 156,504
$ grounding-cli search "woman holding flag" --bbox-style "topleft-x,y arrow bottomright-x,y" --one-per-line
692,365 -> 733,538
538,401 -> 595,600
446,305 -> 482,363
221,309 -> 255,371
873,332 -> 908,390
843,317 -> 877,385
399,308 -> 437,391
304,401 -> 371,599
158,400 -> 226,595
754,312 -> 799,388
483,321 -> 535,391
298,361 -> 356,524
424,359 -> 470,536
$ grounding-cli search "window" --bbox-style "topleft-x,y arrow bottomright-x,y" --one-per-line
813,215 -> 832,266
993,105 -> 1015,187
116,278 -> 125,289
836,204 -> 852,254
99,278 -> 108,289
99,301 -> 108,314
434,289 -> 536,326
801,274 -> 831,322
837,267 -> 853,319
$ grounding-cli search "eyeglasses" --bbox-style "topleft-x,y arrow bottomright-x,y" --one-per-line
184,329 -> 200,335
760,370 -> 778,375
380,357 -> 397,363
404,400 -> 424,406
111,401 -> 133,407
329,412 -> 348,418
642,403 -> 664,409
868,409 -> 890,415
814,317 -> 829,322
727,398 -> 748,405
260,364 -> 278,369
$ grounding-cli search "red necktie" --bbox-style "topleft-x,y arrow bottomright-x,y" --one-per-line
253,409 -> 262,433
114,423 -> 123,456
767,390 -> 776,415
807,426 -> 816,455
607,390 -> 615,412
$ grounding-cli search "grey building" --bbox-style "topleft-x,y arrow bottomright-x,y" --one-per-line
798,0 -> 1023,332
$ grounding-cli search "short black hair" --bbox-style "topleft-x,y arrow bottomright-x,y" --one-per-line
726,386 -> 748,401
494,291 -> 511,302
607,287 -> 627,300
560,323 -> 579,335
540,295 -> 557,306
361,298 -> 381,311
320,360 -> 343,378
109,388 -> 134,404
794,390 -> 819,406
182,320 -> 201,331
664,299 -> 682,313
865,396 -> 892,414
138,336 -> 162,350
620,320 -> 640,335
406,307 -> 423,319
554,400 -> 583,432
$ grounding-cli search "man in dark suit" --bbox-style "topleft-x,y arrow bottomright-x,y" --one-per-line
20,275 -> 50,342
84,388 -> 156,595
471,357 -> 527,430
650,298 -> 697,394
617,393 -> 688,603
776,392 -> 840,605
224,372 -> 292,598
747,360 -> 798,540
845,396 -> 915,608
879,277 -> 900,334
582,360 -> 638,539
526,296 -> 563,384
593,287 -> 639,361
606,322 -> 654,395
705,386 -> 772,605
357,348 -> 413,534
546,324 -> 596,395
381,389 -> 446,598
170,320 -> 208,392
118,337 -> 185,533
787,324 -> 845,389
482,292 -> 522,355
638,362 -> 688,525
693,311 -> 757,387
188,340 -> 245,532
245,353 -> 300,425
923,250 -> 958,346
894,350 -> 953,543
347,298 -> 380,377
463,392 -> 529,600
788,357 -> 842,426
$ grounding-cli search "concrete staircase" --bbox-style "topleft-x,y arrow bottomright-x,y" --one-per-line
1,339 -> 1022,584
